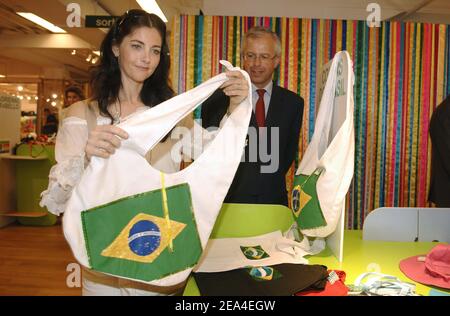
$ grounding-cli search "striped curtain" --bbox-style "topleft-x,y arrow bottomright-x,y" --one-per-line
170,15 -> 450,229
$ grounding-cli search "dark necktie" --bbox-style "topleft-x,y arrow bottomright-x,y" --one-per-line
255,89 -> 266,127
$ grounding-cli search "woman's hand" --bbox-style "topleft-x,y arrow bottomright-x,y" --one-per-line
221,70 -> 249,113
85,125 -> 129,160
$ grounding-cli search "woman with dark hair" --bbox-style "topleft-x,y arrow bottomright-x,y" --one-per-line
64,86 -> 85,108
40,9 -> 248,296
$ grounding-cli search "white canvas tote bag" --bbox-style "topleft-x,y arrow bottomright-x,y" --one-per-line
63,61 -> 252,286
292,51 -> 355,238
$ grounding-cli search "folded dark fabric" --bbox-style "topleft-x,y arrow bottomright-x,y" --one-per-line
296,270 -> 348,296
193,263 -> 328,296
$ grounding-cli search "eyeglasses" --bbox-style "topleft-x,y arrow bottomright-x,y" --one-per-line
116,9 -> 146,31
243,52 -> 277,63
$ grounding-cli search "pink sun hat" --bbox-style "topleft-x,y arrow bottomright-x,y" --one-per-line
399,244 -> 450,289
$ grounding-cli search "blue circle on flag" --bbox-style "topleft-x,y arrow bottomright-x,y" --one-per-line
249,266 -> 273,279
292,189 -> 300,212
128,220 -> 161,256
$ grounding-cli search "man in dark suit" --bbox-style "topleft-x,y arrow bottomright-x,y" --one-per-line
428,95 -> 450,207
201,26 -> 304,206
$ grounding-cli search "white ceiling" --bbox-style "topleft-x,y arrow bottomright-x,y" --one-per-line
0,0 -> 448,82
204,0 -> 450,24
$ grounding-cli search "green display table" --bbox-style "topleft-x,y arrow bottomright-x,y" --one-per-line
209,203 -> 295,239
184,203 -> 448,296
0,143 -> 57,226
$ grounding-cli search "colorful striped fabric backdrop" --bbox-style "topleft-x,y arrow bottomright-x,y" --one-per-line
169,15 -> 450,229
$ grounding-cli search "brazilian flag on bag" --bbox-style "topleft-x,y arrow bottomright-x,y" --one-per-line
81,183 -> 202,283
291,168 -> 327,230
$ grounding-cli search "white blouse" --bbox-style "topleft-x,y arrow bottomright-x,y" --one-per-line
40,107 -> 223,216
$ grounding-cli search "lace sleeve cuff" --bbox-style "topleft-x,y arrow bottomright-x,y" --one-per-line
39,154 -> 86,216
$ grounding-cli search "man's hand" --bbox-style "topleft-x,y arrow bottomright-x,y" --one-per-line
221,70 -> 249,113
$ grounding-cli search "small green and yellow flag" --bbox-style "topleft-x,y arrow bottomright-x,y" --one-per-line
291,171 -> 327,230
291,185 -> 312,218
81,183 -> 202,283
240,245 -> 270,260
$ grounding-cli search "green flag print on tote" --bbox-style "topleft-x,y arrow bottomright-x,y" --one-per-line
81,183 -> 202,283
291,168 -> 327,230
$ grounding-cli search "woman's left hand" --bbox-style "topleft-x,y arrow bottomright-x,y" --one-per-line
221,70 -> 249,113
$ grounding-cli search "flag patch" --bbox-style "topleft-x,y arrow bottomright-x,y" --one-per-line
240,245 -> 270,260
81,183 -> 202,283
101,213 -> 186,263
292,184 -> 313,218
247,266 -> 282,281
292,172 -> 327,229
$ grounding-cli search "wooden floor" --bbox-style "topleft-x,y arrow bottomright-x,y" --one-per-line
0,221 -> 82,296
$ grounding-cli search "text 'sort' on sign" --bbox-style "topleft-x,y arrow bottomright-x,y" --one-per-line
85,15 -> 119,28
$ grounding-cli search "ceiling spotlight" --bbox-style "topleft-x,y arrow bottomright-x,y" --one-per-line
16,12 -> 66,33
51,101 -> 57,107
91,56 -> 98,64
136,0 -> 168,22
86,54 -> 92,62
0,74 -> 5,78
17,86 -> 23,91
52,93 -> 57,99
46,98 -> 50,102
93,51 -> 100,56
18,96 -> 24,100
71,49 -> 77,55
35,96 -> 39,100
27,96 -> 31,100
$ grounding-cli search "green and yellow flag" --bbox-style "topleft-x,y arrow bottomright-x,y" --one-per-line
81,183 -> 202,283
291,170 -> 327,230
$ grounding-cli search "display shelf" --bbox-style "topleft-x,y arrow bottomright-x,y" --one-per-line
1,143 -> 56,226
0,211 -> 47,217
0,154 -> 48,160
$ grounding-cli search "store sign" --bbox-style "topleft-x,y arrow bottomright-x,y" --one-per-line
85,15 -> 119,28
0,95 -> 20,110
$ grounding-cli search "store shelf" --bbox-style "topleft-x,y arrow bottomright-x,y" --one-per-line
0,211 -> 48,217
0,154 -> 48,160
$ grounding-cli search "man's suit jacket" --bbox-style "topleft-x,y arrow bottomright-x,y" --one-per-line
428,95 -> 450,207
201,83 -> 304,206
